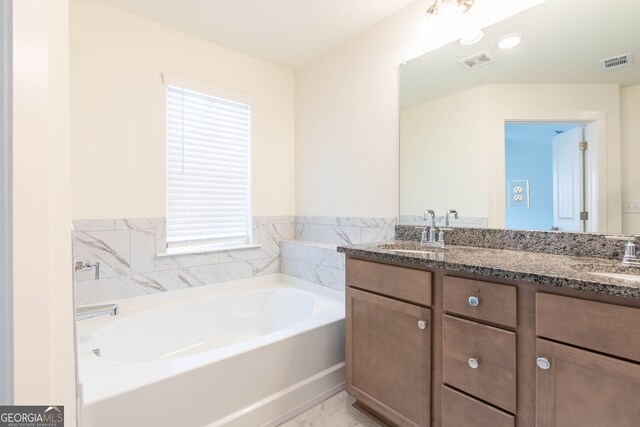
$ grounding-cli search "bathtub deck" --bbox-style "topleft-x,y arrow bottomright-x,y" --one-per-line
279,391 -> 381,427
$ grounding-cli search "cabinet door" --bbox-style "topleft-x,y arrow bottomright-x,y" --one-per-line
536,339 -> 640,427
346,287 -> 431,427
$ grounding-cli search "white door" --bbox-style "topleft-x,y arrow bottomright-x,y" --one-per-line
552,127 -> 583,231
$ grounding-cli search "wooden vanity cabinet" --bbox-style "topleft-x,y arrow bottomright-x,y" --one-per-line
535,293 -> 640,427
346,259 -> 432,426
345,256 -> 640,427
441,386 -> 514,427
442,315 -> 516,413
535,339 -> 640,427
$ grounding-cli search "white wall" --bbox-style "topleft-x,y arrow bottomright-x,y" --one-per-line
294,0 -> 547,217
621,85 -> 640,234
12,0 -> 77,424
0,0 -> 10,406
70,0 -> 295,220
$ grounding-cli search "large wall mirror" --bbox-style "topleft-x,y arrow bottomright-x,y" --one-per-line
399,0 -> 640,234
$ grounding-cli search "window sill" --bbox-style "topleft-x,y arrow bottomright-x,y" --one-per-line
157,243 -> 262,257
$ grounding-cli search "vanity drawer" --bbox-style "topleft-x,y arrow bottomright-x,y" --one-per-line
443,315 -> 516,413
442,386 -> 515,427
536,293 -> 640,362
346,258 -> 432,306
443,276 -> 517,327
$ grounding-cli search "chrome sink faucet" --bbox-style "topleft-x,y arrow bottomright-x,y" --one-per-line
422,209 -> 445,248
445,210 -> 459,227
423,210 -> 437,243
606,235 -> 640,266
76,304 -> 119,321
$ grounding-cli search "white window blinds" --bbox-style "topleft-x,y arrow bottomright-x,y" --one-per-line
166,82 -> 252,249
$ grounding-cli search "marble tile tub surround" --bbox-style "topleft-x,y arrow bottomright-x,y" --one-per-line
280,216 -> 396,292
281,240 -> 346,292
73,216 -> 294,305
395,225 -> 639,261
295,216 -> 396,245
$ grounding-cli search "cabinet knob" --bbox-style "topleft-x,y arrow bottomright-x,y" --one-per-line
468,296 -> 480,307
417,320 -> 427,330
468,357 -> 479,369
537,357 -> 551,370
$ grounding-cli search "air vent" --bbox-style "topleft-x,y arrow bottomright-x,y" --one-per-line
459,51 -> 495,70
601,53 -> 633,71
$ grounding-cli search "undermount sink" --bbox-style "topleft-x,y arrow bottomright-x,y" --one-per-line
572,263 -> 640,283
376,243 -> 445,256
589,272 -> 640,283
388,249 -> 438,254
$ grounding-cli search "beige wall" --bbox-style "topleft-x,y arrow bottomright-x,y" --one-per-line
12,0 -> 77,424
400,85 -> 491,217
622,85 -> 640,234
400,83 -> 622,232
70,0 -> 295,219
294,0 -> 547,217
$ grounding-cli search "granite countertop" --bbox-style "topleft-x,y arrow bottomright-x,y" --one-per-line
337,240 -> 640,300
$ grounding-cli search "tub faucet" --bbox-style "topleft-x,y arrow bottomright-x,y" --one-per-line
76,304 -> 119,321
445,210 -> 459,227
75,260 -> 100,280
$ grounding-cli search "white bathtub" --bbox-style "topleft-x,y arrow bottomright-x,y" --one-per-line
77,274 -> 345,427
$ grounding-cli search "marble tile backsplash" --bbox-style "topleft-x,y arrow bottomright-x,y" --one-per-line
73,216 -> 293,305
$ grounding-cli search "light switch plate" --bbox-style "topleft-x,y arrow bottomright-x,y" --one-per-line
624,200 -> 640,214
508,179 -> 530,208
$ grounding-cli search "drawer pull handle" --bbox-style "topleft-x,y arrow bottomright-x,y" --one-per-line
537,357 -> 551,370
468,357 -> 479,369
468,296 -> 480,307
417,320 -> 427,330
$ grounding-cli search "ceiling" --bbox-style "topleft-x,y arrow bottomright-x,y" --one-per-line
97,0 -> 416,69
400,0 -> 640,108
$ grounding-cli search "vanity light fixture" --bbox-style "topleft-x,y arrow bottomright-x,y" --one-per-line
460,29 -> 484,46
498,33 -> 523,49
425,0 -> 475,24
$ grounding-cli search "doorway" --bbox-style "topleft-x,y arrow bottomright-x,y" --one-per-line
505,122 -> 595,232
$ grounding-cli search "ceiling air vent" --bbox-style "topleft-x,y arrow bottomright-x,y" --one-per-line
601,53 -> 633,71
459,51 -> 495,70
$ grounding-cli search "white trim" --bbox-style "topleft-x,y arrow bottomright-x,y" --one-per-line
162,73 -> 254,106
158,243 -> 261,258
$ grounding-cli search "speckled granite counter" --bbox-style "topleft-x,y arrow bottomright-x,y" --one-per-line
337,241 -> 640,300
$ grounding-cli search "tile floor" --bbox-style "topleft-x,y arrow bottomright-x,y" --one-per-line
279,390 -> 381,427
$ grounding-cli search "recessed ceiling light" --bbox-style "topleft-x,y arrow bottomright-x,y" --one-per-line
498,33 -> 523,49
460,29 -> 484,46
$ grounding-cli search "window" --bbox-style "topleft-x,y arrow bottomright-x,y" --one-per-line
165,75 -> 252,252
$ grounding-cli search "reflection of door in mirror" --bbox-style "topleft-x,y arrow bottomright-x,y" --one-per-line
505,123 -> 595,233
552,127 -> 584,233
